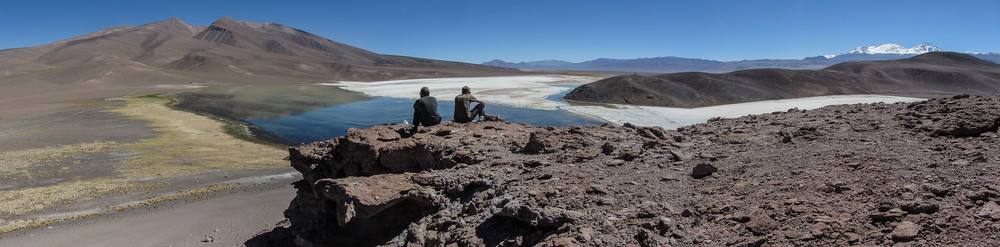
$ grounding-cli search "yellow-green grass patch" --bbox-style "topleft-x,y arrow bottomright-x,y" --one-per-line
107,95 -> 287,178
0,141 -> 117,180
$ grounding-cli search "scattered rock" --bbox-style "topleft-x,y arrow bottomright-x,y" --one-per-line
537,237 -> 577,247
573,151 -> 599,161
601,142 -> 615,154
967,190 -> 999,201
870,208 -> 907,222
819,180 -> 850,193
844,232 -> 861,243
410,173 -> 437,186
586,184 -> 610,195
681,209 -> 694,217
922,184 -> 950,197
497,200 -> 582,227
781,135 -> 793,143
607,160 -> 626,167
434,129 -> 453,136
891,221 -> 921,242
618,149 -> 642,161
669,149 -> 694,161
901,201 -> 939,214
578,227 -> 594,242
744,214 -> 778,235
977,201 -> 1000,220
951,159 -> 971,166
731,213 -> 752,223
691,163 -> 717,178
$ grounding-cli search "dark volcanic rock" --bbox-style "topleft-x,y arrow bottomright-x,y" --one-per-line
691,163 -> 718,178
266,95 -> 1000,246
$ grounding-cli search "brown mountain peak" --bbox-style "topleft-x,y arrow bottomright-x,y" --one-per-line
210,17 -> 263,30
212,16 -> 238,25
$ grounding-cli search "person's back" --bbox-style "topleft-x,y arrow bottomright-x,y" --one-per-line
412,87 -> 441,132
454,86 -> 488,123
454,93 -> 476,123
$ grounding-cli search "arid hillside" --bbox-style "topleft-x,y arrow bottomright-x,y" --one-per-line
0,17 -> 525,116
564,52 -> 1000,108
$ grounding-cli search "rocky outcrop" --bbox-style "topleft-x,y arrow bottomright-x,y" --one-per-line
262,95 -> 1000,246
192,25 -> 237,45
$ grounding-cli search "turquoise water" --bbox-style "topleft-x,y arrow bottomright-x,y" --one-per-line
246,94 -> 603,144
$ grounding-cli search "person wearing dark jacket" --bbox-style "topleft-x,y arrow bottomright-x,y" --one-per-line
412,87 -> 441,133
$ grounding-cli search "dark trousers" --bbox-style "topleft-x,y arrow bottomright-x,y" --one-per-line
470,103 -> 485,120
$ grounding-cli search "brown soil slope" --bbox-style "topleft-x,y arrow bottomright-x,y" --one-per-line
256,95 -> 1000,246
1,17 -> 522,85
0,17 -> 525,116
564,52 -> 1000,108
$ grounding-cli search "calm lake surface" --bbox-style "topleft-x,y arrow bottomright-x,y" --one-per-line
173,84 -> 601,145
246,95 -> 604,144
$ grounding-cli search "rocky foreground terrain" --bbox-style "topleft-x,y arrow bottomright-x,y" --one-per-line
252,95 -> 1000,246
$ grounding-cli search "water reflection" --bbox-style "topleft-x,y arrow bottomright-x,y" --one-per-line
171,84 -> 371,120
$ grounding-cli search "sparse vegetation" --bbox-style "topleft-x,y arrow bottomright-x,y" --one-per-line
0,93 -> 289,233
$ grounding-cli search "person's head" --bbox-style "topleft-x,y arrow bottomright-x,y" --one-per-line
461,86 -> 471,94
419,87 -> 430,97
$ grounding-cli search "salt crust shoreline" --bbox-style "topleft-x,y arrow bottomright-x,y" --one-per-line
330,75 -> 925,129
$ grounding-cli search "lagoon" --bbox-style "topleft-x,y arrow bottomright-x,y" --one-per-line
246,96 -> 604,144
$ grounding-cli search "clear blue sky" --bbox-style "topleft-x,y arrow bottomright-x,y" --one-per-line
1,0 -> 997,63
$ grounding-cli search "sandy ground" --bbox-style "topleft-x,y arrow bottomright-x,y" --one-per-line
0,179 -> 296,247
331,75 -> 598,109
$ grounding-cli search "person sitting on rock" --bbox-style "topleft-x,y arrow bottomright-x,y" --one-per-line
454,86 -> 499,123
412,87 -> 441,133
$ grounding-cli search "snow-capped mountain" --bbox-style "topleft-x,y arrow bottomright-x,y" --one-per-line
823,43 -> 942,58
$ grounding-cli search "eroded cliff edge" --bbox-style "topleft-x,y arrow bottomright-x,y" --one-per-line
262,95 -> 1000,246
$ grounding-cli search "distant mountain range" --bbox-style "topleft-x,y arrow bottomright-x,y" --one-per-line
564,52 -> 1000,108
484,43 -> 1000,73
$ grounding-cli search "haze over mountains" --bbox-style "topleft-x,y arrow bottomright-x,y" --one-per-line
564,52 -> 1000,108
0,17 -> 525,113
485,43 -> 1000,73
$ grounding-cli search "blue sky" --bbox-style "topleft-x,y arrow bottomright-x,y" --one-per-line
1,0 -> 997,63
